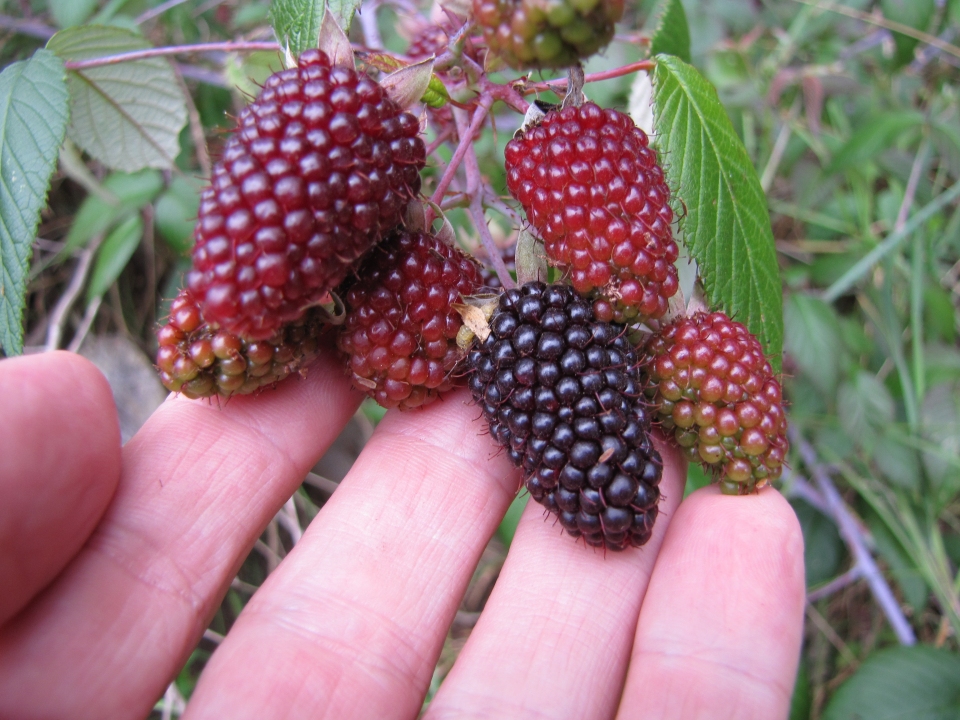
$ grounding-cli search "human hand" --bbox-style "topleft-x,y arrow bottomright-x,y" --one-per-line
0,350 -> 804,720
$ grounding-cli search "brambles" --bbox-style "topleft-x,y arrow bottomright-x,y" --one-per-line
467,282 -> 663,550
186,48 -> 426,341
337,230 -> 485,409
473,0 -> 624,69
641,310 -> 788,494
156,290 -> 327,399
505,102 -> 679,323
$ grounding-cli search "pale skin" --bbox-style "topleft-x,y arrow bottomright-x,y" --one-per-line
0,350 -> 805,719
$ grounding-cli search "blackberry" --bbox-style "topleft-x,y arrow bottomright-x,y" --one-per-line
474,0 -> 624,69
468,281 -> 662,550
187,48 -> 426,341
337,230 -> 485,409
156,290 -> 326,399
641,311 -> 788,494
505,102 -> 678,323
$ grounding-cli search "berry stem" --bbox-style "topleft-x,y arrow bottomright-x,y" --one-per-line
470,196 -> 516,290
791,429 -> 918,646
426,95 -> 493,223
63,41 -> 282,70
524,59 -> 656,95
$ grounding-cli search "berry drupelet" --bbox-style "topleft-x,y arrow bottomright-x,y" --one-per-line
505,102 -> 678,323
156,290 -> 327,399
337,230 -> 485,409
641,311 -> 788,494
473,0 -> 624,69
468,282 -> 663,550
187,49 -> 426,341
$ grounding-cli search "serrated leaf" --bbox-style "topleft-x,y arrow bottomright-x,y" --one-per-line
651,55 -> 782,370
826,110 -> 925,175
0,49 -> 70,356
784,293 -> 842,396
270,0 -> 324,58
87,214 -> 143,301
47,26 -> 188,172
921,380 -> 960,500
646,0 -> 691,63
318,7 -> 355,67
380,56 -> 435,111
823,646 -> 960,720
61,169 -> 163,257
328,0 -> 361,33
48,0 -> 99,28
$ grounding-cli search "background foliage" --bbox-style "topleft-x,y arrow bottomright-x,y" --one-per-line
1,0 -> 959,717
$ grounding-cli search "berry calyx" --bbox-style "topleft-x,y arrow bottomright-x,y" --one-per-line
156,290 -> 328,399
505,102 -> 679,323
641,310 -> 788,494
337,230 -> 485,409
468,281 -> 663,550
474,0 -> 624,69
187,49 -> 426,341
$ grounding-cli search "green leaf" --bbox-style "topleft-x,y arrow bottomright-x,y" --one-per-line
868,514 -> 928,612
61,169 -> 163,257
0,50 -> 70,357
880,0 -> 935,69
826,110 -> 925,175
784,293 -> 843,396
47,25 -> 188,172
327,0 -> 361,33
822,647 -> 960,720
791,499 -> 843,587
48,0 -> 99,28
154,176 -> 200,255
872,430 -> 921,490
651,55 -> 783,369
837,371 -> 894,451
270,0 -> 324,57
921,380 -> 960,500
646,0 -> 691,63
87,214 -> 143,301
496,493 -> 529,547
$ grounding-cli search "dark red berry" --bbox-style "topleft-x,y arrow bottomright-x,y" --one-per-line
641,311 -> 788,494
505,102 -> 679,323
156,290 -> 328,399
468,281 -> 662,550
187,49 -> 426,341
337,230 -> 485,409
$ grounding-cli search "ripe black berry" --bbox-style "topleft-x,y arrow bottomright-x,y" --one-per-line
468,282 -> 662,550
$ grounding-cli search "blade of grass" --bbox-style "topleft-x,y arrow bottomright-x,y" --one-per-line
823,179 -> 960,302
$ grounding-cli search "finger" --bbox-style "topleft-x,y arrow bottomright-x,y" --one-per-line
423,436 -> 687,720
0,350 -> 359,720
616,486 -> 805,720
184,389 -> 521,720
0,351 -> 121,625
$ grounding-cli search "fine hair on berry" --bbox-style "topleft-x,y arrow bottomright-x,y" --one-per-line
187,49 -> 426,341
468,281 -> 663,551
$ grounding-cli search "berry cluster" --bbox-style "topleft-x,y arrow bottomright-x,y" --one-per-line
156,290 -> 326,399
473,0 -> 624,69
468,282 -> 663,550
505,103 -> 679,323
642,311 -> 788,493
337,230 -> 485,409
186,49 -> 426,341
